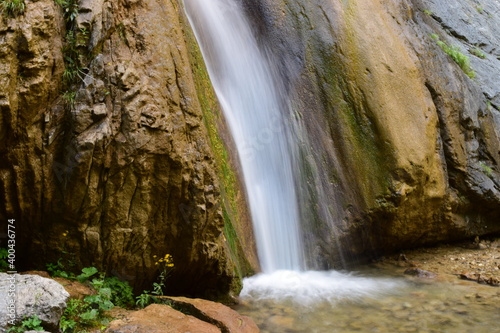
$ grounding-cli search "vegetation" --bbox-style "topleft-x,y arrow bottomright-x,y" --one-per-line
45,263 -> 135,332
423,9 -> 433,16
479,162 -> 494,178
7,315 -> 44,333
470,47 -> 486,59
431,34 -> 475,79
0,248 -> 9,271
135,254 -> 175,308
53,0 -> 91,110
0,0 -> 25,17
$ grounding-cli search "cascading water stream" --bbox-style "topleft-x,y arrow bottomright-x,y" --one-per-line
184,0 -> 405,306
184,0 -> 305,272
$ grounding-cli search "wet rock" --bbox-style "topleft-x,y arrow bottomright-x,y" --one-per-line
106,304 -> 221,333
244,0 -> 500,265
0,273 -> 69,332
404,268 -> 438,279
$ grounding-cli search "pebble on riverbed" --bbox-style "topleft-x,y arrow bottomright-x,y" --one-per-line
404,268 -> 438,279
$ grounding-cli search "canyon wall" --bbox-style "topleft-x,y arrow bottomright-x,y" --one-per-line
0,0 -> 256,297
244,0 -> 500,266
1,0 -> 499,296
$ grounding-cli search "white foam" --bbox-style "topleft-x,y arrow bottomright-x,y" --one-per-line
240,270 -> 404,305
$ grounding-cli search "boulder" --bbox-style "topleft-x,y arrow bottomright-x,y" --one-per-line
0,273 -> 69,332
106,304 -> 221,333
162,296 -> 260,333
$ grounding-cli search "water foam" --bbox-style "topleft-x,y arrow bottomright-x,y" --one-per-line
240,270 -> 405,305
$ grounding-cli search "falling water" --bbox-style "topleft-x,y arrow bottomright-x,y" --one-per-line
184,0 -> 305,272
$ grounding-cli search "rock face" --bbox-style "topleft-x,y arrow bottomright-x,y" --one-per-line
0,0 -> 254,297
0,0 -> 499,300
162,296 -> 260,333
0,273 -> 69,332
243,0 -> 500,266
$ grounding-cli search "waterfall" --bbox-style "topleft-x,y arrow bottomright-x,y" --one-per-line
184,0 -> 305,272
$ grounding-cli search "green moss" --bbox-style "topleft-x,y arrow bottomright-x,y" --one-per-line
0,0 -> 25,17
313,39 -> 392,207
470,47 -> 486,59
479,162 -> 494,178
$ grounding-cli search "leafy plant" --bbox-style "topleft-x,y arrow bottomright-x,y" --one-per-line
102,276 -> 135,308
151,254 -> 174,297
431,35 -> 475,78
423,9 -> 433,16
0,0 -> 26,17
136,291 -> 153,309
7,315 -> 44,332
0,248 -> 9,271
136,254 -> 175,308
77,266 -> 98,282
47,259 -> 74,279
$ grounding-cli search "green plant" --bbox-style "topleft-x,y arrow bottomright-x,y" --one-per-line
47,259 -> 74,279
77,266 -> 98,282
0,248 -> 9,271
432,36 -> 476,78
0,0 -> 26,17
7,315 -> 44,332
102,276 -> 135,308
479,162 -> 494,178
151,254 -> 174,297
135,291 -> 153,309
470,47 -> 486,59
423,9 -> 433,16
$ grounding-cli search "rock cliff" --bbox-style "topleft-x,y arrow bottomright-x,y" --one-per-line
1,0 -> 499,296
0,0 -> 255,297
244,0 -> 500,266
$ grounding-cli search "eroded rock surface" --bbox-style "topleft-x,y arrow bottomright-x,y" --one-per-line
0,0 -> 244,296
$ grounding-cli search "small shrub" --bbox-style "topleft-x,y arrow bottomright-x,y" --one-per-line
102,276 -> 135,308
433,36 -> 476,79
423,9 -> 433,16
0,0 -> 26,17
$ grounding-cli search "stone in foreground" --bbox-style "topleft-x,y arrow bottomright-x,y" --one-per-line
106,304 -> 221,333
163,296 -> 260,333
0,273 -> 69,332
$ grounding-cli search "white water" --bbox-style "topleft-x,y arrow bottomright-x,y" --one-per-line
184,0 -> 304,272
240,270 -> 404,305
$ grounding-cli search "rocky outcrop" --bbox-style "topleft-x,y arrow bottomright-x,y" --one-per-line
0,0 -> 254,297
243,0 -> 500,266
0,273 -> 69,332
161,296 -> 260,333
106,304 -> 222,333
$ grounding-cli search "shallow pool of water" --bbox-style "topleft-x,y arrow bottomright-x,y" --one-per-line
235,268 -> 500,333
